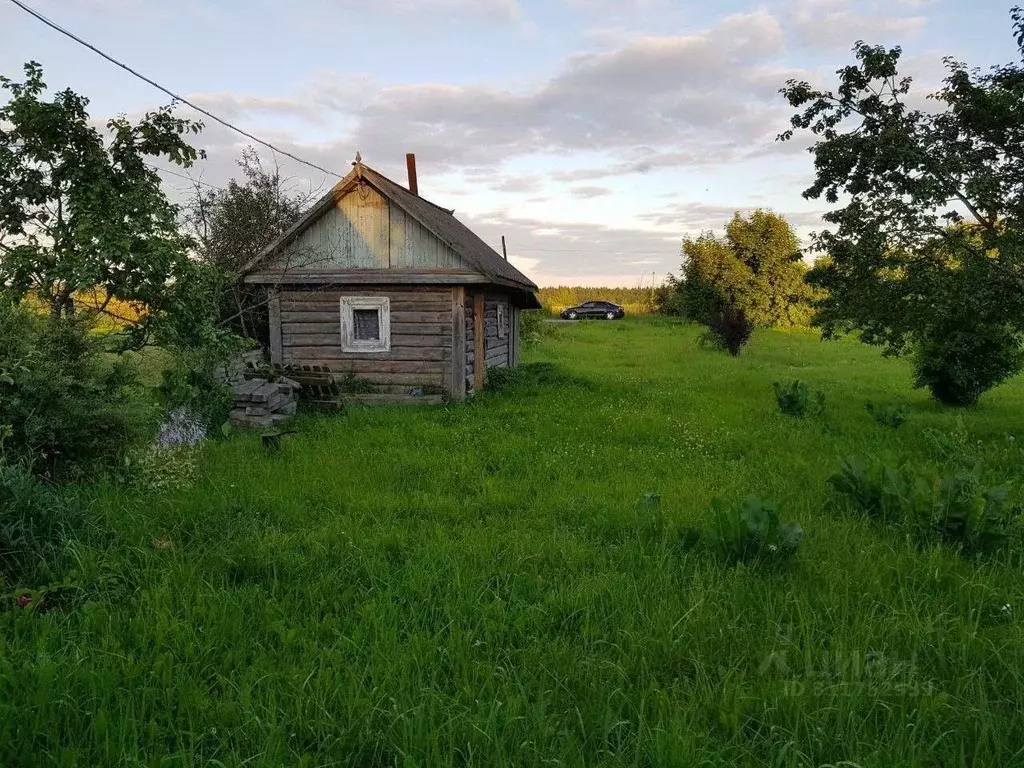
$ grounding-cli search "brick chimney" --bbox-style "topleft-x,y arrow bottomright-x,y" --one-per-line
406,153 -> 418,196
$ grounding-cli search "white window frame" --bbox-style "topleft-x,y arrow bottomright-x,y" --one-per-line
340,296 -> 391,353
497,302 -> 509,339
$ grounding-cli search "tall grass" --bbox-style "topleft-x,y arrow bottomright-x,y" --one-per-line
3,320 -> 1024,766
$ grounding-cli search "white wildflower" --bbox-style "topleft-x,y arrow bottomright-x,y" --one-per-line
155,407 -> 206,450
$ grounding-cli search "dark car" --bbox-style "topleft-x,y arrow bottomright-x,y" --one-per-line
560,301 -> 626,320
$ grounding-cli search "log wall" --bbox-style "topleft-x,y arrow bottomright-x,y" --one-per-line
277,286 -> 452,394
463,292 -> 515,393
483,294 -> 511,370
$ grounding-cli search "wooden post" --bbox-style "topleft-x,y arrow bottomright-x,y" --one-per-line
268,286 -> 283,365
474,293 -> 485,392
451,287 -> 466,402
510,305 -> 520,367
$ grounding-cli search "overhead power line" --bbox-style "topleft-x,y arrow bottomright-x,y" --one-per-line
146,162 -> 223,191
513,248 -> 677,254
6,0 -> 344,179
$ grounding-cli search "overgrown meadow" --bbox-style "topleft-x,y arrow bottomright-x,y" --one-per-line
4,319 -> 1024,767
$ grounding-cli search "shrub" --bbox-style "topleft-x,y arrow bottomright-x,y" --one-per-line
828,457 -> 915,523
0,300 -> 150,477
707,496 -> 803,565
866,402 -> 910,429
913,325 -> 1023,406
119,445 -> 199,495
702,307 -> 754,356
158,344 -> 236,430
828,456 -> 1022,555
519,309 -> 547,345
774,379 -> 826,418
0,461 -> 81,584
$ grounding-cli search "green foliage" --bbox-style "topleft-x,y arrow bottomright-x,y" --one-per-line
828,457 -> 1022,555
774,379 -> 826,418
6,321 -> 1024,766
0,62 -> 205,345
707,496 -> 804,565
781,12 -> 1024,405
673,211 -> 815,328
0,461 -> 80,584
0,300 -> 150,477
702,306 -> 754,356
653,277 -> 687,317
866,402 -> 910,429
118,445 -> 198,495
913,325 -> 1024,406
157,324 -> 239,432
519,309 -> 547,345
186,148 -> 309,343
158,354 -> 234,430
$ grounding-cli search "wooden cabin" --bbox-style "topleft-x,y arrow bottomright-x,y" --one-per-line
243,154 -> 540,404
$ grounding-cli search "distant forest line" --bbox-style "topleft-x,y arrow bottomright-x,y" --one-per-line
536,286 -> 657,315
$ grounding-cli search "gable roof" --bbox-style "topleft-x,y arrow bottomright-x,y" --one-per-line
245,162 -> 538,296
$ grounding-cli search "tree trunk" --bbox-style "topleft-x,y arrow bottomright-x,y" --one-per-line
50,289 -> 74,320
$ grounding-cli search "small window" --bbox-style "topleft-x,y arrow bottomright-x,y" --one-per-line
340,297 -> 390,353
353,309 -> 381,341
497,303 -> 509,339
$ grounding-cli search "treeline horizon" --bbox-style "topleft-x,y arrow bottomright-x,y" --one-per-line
536,286 -> 658,314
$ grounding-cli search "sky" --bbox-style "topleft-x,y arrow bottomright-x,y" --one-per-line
0,0 -> 1020,286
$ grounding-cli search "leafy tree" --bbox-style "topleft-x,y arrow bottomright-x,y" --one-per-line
677,210 -> 814,327
0,61 -> 205,349
780,8 -> 1024,405
186,148 -> 310,342
0,297 -> 149,477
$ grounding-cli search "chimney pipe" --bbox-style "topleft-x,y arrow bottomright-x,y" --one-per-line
406,153 -> 418,196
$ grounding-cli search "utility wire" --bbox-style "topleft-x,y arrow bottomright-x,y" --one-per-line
146,162 -> 223,191
8,0 -> 681,257
513,248 -> 677,254
6,0 -> 345,179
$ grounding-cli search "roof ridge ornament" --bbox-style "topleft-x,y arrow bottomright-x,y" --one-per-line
353,151 -> 364,179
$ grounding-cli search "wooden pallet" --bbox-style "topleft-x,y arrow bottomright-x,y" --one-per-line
275,364 -> 345,412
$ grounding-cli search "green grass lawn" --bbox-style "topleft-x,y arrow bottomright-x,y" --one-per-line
5,319 -> 1024,767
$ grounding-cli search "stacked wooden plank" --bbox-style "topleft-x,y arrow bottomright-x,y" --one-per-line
230,378 -> 299,428
216,349 -> 266,385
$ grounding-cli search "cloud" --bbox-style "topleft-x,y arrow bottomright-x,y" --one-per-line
571,185 -> 612,198
488,174 -> 545,193
637,202 -> 828,234
464,210 -> 683,285
105,8 -> 846,286
336,0 -> 524,21
786,0 -> 927,52
169,9 -> 804,186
